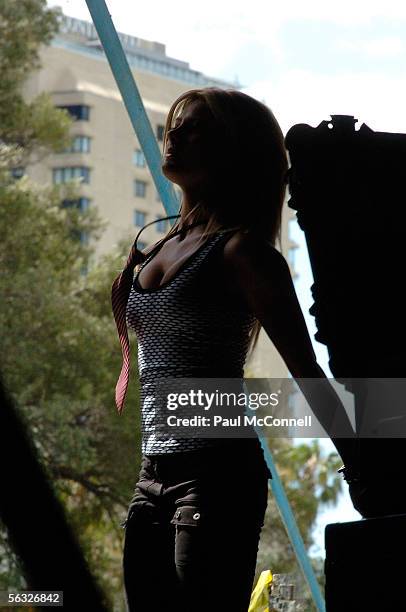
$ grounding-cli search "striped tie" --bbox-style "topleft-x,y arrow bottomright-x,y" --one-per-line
111,241 -> 146,414
111,213 -> 181,414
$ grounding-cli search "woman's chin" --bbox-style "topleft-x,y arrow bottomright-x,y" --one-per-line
162,160 -> 182,180
162,154 -> 179,165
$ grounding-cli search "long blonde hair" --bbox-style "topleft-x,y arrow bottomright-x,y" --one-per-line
160,87 -> 289,357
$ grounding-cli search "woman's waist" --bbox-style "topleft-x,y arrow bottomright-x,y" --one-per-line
144,438 -> 268,474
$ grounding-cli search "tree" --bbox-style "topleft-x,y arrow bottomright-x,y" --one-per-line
0,1 -> 142,607
0,167 -> 143,605
0,0 -> 70,155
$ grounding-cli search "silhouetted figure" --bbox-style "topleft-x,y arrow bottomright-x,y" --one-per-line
112,88 -> 357,611
286,114 -> 406,518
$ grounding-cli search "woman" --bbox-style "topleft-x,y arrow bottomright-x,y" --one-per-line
112,87 -> 355,611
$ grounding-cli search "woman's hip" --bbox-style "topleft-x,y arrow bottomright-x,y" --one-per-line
123,438 -> 270,526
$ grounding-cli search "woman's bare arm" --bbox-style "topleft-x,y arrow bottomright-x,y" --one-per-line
224,233 -> 319,377
223,232 -> 356,464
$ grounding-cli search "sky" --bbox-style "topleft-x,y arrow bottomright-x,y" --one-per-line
48,0 -> 403,557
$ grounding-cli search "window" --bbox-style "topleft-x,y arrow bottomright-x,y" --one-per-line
61,197 -> 90,212
70,229 -> 89,244
79,231 -> 89,245
57,105 -> 90,121
134,179 -> 147,198
137,240 -> 147,251
133,149 -> 146,167
63,135 -> 91,153
11,167 -> 25,179
134,210 -> 146,227
53,167 -> 90,184
156,124 -> 165,141
155,215 -> 167,233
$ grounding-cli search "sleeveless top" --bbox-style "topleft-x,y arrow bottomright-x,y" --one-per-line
125,229 -> 257,455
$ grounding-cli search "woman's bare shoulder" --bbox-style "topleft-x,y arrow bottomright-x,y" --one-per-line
223,230 -> 286,270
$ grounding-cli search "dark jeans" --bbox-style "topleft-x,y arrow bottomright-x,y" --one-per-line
122,438 -> 272,612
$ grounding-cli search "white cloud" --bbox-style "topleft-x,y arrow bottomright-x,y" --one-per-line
244,69 -> 406,135
335,36 -> 405,58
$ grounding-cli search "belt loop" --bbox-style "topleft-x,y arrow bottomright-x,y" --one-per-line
151,456 -> 160,480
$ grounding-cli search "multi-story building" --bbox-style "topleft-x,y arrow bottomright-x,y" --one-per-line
22,13 -> 299,378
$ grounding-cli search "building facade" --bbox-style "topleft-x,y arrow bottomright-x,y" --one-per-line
22,13 -> 299,378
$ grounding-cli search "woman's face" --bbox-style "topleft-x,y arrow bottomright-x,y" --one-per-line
161,98 -> 221,191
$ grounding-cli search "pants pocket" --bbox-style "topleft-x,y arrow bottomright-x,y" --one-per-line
170,505 -> 202,527
120,457 -> 160,528
121,499 -> 158,530
171,505 -> 203,568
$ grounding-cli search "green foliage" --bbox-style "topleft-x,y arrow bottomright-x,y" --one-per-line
0,0 -> 59,81
0,166 -> 143,604
0,0 -> 71,155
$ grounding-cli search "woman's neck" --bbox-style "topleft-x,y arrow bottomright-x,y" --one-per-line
179,205 -> 207,230
180,201 -> 201,224
178,188 -> 223,234
179,185 -> 212,223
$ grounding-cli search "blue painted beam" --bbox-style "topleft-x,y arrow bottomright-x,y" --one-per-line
84,0 -> 180,219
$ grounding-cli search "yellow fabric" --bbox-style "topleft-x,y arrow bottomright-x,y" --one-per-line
248,569 -> 273,612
